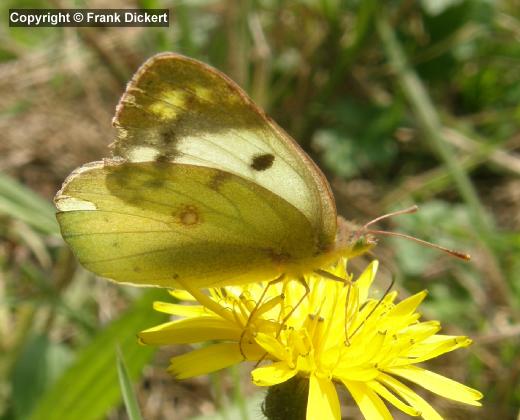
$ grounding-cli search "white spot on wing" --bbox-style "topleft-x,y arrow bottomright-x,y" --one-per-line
56,196 -> 97,211
128,146 -> 160,162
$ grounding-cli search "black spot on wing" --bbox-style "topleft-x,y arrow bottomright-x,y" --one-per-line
251,153 -> 275,171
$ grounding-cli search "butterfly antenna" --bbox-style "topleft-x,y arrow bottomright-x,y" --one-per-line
352,205 -> 470,261
362,205 -> 419,230
366,229 -> 471,261
351,205 -> 419,243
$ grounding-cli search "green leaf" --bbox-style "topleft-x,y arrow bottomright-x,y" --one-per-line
30,289 -> 167,420
116,347 -> 143,420
0,173 -> 58,235
312,99 -> 401,178
11,335 -> 73,420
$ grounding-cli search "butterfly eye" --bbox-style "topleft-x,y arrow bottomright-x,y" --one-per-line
351,236 -> 375,256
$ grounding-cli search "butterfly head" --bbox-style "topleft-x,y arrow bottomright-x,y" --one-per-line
335,217 -> 377,259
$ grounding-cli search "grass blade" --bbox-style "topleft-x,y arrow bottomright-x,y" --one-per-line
116,346 -> 144,420
30,289 -> 167,420
375,13 -> 493,238
0,172 -> 58,235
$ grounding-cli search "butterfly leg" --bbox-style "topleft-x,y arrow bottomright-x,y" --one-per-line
315,265 -> 396,344
275,276 -> 309,337
253,276 -> 310,368
314,268 -> 355,344
239,273 -> 285,360
314,269 -> 352,284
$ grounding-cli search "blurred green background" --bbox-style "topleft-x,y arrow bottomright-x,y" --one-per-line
1,0 -> 519,419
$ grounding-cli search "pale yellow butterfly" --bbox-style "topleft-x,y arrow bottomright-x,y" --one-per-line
55,53 -> 379,289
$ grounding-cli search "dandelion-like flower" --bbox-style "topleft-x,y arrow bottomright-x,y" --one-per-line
139,260 -> 482,419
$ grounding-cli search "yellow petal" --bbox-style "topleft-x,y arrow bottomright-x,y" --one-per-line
393,337 -> 472,365
400,320 -> 441,340
378,373 -> 443,420
175,280 -> 237,324
251,361 -> 297,386
153,301 -> 206,317
368,380 -> 421,416
385,365 -> 483,406
331,258 -> 349,280
407,335 -> 471,357
169,289 -> 196,301
357,260 -> 379,304
344,329 -> 387,367
139,317 -> 240,345
255,332 -> 289,361
333,367 -> 380,382
343,380 -> 392,420
389,290 -> 428,318
169,343 -> 243,379
307,375 -> 341,420
255,295 -> 284,318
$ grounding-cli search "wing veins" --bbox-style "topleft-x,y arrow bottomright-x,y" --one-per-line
71,185 -> 247,230
82,242 -> 269,265
59,208 -> 171,227
67,177 -> 282,242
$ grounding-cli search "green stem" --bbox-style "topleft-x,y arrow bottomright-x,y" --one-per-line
210,371 -> 229,420
231,365 -> 248,420
376,13 -> 517,314
381,127 -> 519,206
375,14 -> 493,240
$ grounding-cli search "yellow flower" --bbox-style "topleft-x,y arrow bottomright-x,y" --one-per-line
139,260 -> 483,419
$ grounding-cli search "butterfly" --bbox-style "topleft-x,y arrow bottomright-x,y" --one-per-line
54,53 -> 380,289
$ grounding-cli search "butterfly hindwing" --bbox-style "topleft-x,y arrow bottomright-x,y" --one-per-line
55,161 -> 319,288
